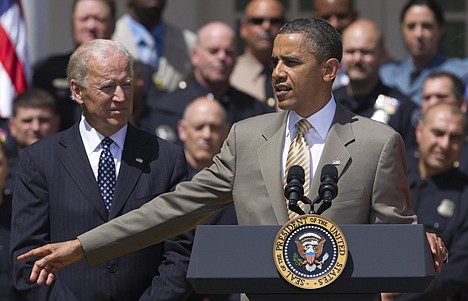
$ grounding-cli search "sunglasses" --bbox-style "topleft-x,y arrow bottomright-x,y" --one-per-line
247,17 -> 284,26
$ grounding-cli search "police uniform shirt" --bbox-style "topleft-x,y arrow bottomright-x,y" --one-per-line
334,80 -> 418,148
139,78 -> 275,144
406,147 -> 468,241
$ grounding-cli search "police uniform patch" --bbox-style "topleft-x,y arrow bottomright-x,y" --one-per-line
437,198 -> 455,218
155,125 -> 177,143
371,94 -> 401,124
273,214 -> 348,289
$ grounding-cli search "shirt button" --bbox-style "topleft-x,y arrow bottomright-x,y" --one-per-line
108,264 -> 117,273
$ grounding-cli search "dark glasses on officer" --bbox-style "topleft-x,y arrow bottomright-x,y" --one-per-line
247,17 -> 284,25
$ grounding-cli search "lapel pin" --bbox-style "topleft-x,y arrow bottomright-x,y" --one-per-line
135,157 -> 143,163
332,159 -> 341,165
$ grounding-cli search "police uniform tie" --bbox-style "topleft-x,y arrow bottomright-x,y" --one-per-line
98,137 -> 116,212
285,119 -> 312,219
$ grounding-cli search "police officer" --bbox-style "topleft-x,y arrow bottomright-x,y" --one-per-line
390,103 -> 468,301
138,22 -> 274,144
333,19 -> 418,147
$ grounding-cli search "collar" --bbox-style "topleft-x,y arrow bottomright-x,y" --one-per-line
125,14 -> 154,47
79,116 -> 128,156
239,52 -> 265,77
403,52 -> 446,72
286,95 -> 336,141
150,20 -> 165,53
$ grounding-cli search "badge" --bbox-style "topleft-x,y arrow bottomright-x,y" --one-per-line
267,97 -> 276,108
371,94 -> 401,124
52,78 -> 69,90
437,198 -> 455,218
273,214 -> 348,289
155,125 -> 177,143
152,72 -> 167,91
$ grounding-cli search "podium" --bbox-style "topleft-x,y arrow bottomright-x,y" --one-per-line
187,224 -> 434,301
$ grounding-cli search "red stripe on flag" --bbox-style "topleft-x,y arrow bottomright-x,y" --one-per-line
0,24 -> 28,93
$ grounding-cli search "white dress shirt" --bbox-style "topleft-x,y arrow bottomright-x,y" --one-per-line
79,117 -> 127,180
282,96 -> 336,184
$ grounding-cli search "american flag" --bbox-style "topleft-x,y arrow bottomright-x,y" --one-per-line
0,0 -> 30,118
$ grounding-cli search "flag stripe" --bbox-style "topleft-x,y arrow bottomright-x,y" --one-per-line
0,0 -> 16,16
0,0 -> 29,117
0,24 -> 27,93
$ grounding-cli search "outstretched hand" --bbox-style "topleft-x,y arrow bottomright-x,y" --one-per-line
16,239 -> 85,286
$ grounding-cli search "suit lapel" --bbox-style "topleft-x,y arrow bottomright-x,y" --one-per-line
59,125 -> 109,220
258,112 -> 289,223
310,103 -> 354,197
109,125 -> 152,219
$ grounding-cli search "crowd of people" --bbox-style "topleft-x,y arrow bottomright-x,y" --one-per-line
2,0 -> 468,300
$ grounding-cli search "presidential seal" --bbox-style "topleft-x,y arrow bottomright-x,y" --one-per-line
273,214 -> 348,289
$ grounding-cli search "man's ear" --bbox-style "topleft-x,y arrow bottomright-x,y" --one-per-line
415,120 -> 424,145
70,80 -> 84,105
460,98 -> 467,113
323,58 -> 340,83
239,20 -> 248,40
177,120 -> 187,142
8,117 -> 17,138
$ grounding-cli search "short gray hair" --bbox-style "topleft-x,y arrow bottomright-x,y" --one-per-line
67,39 -> 133,89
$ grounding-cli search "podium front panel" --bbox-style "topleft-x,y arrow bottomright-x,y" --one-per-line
187,224 -> 434,295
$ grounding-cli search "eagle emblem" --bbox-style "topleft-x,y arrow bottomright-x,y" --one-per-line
294,232 -> 329,272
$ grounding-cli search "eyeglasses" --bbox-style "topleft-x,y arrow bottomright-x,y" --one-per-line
247,17 -> 284,26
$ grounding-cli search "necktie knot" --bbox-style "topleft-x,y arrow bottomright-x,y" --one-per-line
296,119 -> 312,137
101,137 -> 113,149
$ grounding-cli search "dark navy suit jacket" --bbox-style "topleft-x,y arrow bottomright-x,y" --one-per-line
11,124 -> 193,301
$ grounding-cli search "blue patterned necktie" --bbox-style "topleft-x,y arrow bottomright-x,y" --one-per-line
98,137 -> 116,212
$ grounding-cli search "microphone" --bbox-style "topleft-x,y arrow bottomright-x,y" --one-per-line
316,164 -> 338,215
284,165 -> 305,215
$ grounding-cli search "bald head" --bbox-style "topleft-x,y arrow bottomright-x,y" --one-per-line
192,22 -> 237,92
179,97 -> 229,170
182,97 -> 226,121
341,19 -> 387,91
312,0 -> 357,33
197,22 -> 235,47
343,19 -> 384,50
241,0 -> 285,64
245,0 -> 284,19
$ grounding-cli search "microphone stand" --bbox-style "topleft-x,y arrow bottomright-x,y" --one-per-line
288,195 -> 315,216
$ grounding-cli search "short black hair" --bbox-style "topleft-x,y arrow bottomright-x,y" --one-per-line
426,71 -> 465,103
400,0 -> 445,26
277,17 -> 342,63
12,88 -> 57,116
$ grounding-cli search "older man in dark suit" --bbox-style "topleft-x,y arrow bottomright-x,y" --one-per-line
11,39 -> 192,300
17,18 -> 446,288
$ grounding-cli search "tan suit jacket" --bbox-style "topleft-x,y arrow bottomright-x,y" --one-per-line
79,101 -> 416,264
112,15 -> 196,92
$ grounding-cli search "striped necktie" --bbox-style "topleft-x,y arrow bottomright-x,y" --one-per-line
285,119 -> 312,219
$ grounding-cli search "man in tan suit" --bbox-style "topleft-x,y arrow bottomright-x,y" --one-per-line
18,18 -> 446,284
